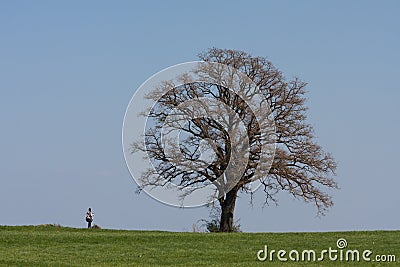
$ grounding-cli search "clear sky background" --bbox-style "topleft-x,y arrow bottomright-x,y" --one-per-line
0,1 -> 399,232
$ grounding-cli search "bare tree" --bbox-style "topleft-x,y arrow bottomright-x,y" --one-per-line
131,48 -> 338,232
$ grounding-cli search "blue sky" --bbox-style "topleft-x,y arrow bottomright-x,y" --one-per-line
0,1 -> 399,232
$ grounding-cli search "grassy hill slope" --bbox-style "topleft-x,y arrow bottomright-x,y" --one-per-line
0,225 -> 398,266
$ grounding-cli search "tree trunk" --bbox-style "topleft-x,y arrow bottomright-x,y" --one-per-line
219,187 -> 238,232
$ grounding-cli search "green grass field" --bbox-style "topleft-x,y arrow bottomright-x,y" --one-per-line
0,225 -> 398,266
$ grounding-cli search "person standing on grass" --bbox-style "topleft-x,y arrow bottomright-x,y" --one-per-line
85,208 -> 93,228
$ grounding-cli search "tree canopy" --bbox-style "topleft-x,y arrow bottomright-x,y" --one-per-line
130,48 -> 338,232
